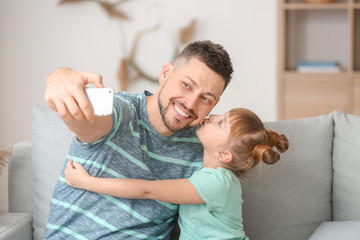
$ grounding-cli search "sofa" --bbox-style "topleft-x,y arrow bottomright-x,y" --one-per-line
1,105 -> 360,240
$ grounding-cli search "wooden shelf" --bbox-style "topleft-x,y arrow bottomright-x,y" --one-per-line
353,71 -> 360,76
354,78 -> 360,115
277,0 -> 359,120
354,3 -> 360,9
284,71 -> 350,80
284,77 -> 350,119
283,3 -> 349,10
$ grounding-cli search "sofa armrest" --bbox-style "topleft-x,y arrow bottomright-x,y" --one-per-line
308,221 -> 360,240
0,212 -> 33,240
8,141 -> 33,212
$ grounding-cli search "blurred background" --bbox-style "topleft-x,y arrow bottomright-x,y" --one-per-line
0,0 -> 278,147
0,0 -> 279,214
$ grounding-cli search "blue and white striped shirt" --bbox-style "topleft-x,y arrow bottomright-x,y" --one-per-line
44,91 -> 203,240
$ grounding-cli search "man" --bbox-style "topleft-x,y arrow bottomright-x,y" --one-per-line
44,40 -> 233,239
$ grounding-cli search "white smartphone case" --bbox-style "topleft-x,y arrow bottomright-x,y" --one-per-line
85,88 -> 114,116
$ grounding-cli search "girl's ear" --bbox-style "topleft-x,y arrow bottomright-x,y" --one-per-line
215,150 -> 233,163
159,62 -> 174,85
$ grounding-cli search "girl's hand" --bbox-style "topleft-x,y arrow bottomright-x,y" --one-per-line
65,158 -> 91,189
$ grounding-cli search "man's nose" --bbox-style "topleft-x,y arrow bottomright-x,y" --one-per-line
184,94 -> 198,110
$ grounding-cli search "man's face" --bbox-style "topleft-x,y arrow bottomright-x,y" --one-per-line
157,58 -> 225,133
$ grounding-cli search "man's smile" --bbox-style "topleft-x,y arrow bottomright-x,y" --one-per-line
173,102 -> 192,119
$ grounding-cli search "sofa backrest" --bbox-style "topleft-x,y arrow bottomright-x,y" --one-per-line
241,113 -> 334,240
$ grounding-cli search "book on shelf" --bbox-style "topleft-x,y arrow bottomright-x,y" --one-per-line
296,61 -> 341,73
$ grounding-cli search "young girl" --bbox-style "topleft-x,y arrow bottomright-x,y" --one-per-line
65,108 -> 289,239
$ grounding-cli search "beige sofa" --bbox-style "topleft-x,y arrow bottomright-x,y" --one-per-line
1,105 -> 360,240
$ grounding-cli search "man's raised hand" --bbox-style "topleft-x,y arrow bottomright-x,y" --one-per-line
45,68 -> 105,123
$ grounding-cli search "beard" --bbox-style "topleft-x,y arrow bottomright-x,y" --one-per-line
157,86 -> 197,133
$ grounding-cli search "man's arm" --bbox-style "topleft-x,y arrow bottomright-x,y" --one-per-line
45,68 -> 112,142
65,159 -> 205,205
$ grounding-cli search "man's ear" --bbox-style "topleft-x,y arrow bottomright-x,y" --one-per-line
159,62 -> 173,85
215,150 -> 233,163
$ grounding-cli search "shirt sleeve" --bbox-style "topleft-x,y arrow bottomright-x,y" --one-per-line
74,92 -> 131,147
188,168 -> 231,212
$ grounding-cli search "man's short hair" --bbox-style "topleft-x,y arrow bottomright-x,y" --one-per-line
176,40 -> 233,91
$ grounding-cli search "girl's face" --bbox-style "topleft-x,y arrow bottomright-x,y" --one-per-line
196,112 -> 231,151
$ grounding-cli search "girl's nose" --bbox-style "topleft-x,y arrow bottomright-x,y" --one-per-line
209,114 -> 218,121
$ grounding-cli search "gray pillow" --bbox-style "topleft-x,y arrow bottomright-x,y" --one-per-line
332,111 -> 360,220
31,105 -> 73,240
241,114 -> 334,240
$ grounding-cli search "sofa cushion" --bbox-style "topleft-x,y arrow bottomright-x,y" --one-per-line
308,221 -> 360,240
241,114 -> 333,240
31,105 -> 73,240
332,111 -> 360,220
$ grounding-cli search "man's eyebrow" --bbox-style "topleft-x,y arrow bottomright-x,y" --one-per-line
184,76 -> 218,100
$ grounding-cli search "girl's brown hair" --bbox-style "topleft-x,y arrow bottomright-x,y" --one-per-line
226,108 -> 289,177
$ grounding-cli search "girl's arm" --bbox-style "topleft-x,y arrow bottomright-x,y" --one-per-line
65,159 -> 205,205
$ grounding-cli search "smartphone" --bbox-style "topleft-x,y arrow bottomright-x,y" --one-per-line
85,88 -> 114,116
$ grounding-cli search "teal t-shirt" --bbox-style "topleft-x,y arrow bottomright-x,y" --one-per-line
178,166 -> 248,240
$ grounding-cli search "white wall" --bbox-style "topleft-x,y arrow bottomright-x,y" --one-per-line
0,0 -> 277,213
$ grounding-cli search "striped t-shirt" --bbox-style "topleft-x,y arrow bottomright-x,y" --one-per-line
43,91 -> 203,240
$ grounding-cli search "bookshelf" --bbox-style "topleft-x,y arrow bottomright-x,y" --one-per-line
277,0 -> 360,120
355,77 -> 360,114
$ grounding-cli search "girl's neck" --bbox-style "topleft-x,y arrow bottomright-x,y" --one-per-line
202,152 -> 223,169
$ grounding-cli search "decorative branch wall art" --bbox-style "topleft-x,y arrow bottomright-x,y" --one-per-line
58,0 -> 197,90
